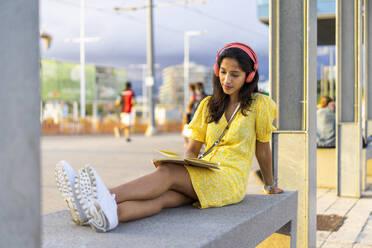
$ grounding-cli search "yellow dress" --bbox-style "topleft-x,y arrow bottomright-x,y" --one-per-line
186,93 -> 277,209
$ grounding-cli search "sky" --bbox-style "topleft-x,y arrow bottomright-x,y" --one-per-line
40,0 -> 270,93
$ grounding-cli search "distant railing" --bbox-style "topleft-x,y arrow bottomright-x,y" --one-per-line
41,119 -> 183,135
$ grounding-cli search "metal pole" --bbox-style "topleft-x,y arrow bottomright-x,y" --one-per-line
93,74 -> 98,131
365,0 -> 372,137
320,64 -> 324,97
336,0 -> 363,198
269,0 -> 279,127
184,33 -> 190,113
330,48 -> 335,99
145,0 -> 157,136
80,0 -> 86,118
269,0 -> 317,246
142,64 -> 148,121
324,66 -> 329,96
364,0 -> 368,137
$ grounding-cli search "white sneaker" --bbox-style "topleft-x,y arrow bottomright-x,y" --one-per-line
55,160 -> 88,225
75,165 -> 118,232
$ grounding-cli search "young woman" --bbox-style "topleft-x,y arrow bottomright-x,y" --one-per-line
55,42 -> 283,232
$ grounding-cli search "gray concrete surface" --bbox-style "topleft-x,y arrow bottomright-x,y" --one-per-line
42,192 -> 297,248
336,0 -> 364,198
0,1 -> 40,247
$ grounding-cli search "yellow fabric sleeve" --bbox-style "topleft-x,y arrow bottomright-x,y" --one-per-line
188,96 -> 210,143
255,94 -> 277,143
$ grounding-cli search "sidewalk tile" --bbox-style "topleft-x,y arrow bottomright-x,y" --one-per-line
327,227 -> 361,243
353,244 -> 372,248
320,240 -> 353,248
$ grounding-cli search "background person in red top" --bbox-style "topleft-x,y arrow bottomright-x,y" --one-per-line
115,82 -> 135,142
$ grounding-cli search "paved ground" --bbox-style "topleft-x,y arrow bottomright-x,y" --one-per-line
41,134 -> 372,247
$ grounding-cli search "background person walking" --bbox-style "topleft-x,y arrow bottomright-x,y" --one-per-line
316,96 -> 336,148
182,83 -> 197,146
114,82 -> 135,142
195,82 -> 207,108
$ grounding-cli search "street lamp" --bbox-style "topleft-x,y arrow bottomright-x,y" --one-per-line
184,30 -> 207,112
64,0 -> 102,119
114,1 -> 206,136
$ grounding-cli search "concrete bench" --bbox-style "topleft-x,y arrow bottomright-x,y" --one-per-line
42,191 -> 298,248
317,144 -> 372,190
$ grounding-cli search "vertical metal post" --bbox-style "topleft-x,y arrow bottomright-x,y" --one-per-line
80,0 -> 86,118
73,101 -> 79,121
321,64 -> 325,97
324,66 -> 329,96
336,0 -> 363,197
366,0 -> 372,137
145,0 -> 157,136
363,0 -> 372,191
142,64 -> 148,121
93,74 -> 98,131
270,0 -> 317,247
269,0 -> 279,128
184,34 -> 190,112
330,48 -> 335,99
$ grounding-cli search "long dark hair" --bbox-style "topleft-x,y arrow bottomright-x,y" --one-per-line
208,47 -> 260,123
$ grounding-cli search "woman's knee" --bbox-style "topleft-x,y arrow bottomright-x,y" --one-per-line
156,164 -> 173,178
157,163 -> 186,178
156,164 -> 195,195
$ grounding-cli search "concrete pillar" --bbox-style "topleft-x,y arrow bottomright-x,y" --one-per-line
336,0 -> 363,198
363,0 -> 372,191
366,0 -> 372,137
269,0 -> 279,128
269,0 -> 317,247
0,0 -> 40,247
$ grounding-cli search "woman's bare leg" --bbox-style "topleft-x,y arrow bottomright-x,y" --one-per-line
110,164 -> 197,204
117,190 -> 193,222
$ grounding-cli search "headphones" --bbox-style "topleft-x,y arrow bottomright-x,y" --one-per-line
214,42 -> 258,83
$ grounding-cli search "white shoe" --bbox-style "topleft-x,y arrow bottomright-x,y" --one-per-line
55,160 -> 88,225
75,165 -> 118,232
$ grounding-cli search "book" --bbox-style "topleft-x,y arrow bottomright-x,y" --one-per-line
152,150 -> 220,170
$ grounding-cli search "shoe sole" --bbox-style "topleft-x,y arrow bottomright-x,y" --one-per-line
55,163 -> 87,225
76,166 -> 110,232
